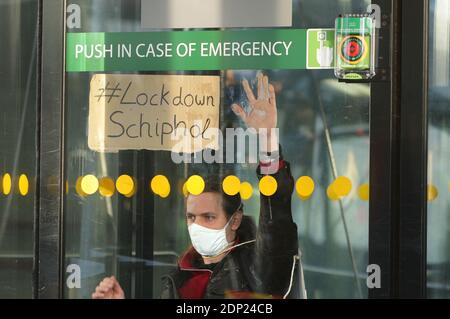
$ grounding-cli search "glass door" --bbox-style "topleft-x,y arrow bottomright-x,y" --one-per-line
0,0 -> 39,298
63,0 -> 385,299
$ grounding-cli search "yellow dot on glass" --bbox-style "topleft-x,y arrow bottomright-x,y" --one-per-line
2,174 -> 12,195
186,175 -> 205,196
358,183 -> 370,201
296,176 -> 315,199
223,175 -> 241,196
18,174 -> 29,196
125,186 -> 137,198
81,175 -> 99,195
150,175 -> 171,197
332,176 -> 352,197
428,184 -> 438,202
75,176 -> 87,197
259,176 -> 277,196
182,182 -> 189,197
327,185 -> 339,201
65,180 -> 69,195
116,175 -> 135,196
239,182 -> 253,200
159,186 -> 171,199
99,177 -> 115,197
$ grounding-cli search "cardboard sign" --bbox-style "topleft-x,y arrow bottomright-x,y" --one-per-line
88,74 -> 220,153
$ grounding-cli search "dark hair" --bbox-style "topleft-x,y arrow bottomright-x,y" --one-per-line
202,175 -> 242,217
188,175 -> 256,241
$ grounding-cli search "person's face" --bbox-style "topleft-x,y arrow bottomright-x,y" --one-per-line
186,192 -> 242,243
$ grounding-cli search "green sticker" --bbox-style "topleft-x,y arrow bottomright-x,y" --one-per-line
343,73 -> 363,80
306,29 -> 335,69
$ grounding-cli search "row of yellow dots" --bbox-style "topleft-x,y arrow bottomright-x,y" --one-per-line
0,173 -> 446,202
73,174 -> 370,201
70,176 -> 450,202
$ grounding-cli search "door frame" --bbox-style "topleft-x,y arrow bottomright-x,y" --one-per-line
35,0 -> 430,299
35,0 -> 67,299
369,0 -> 429,299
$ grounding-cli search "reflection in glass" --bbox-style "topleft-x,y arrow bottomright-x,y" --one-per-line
64,0 -> 370,299
427,0 -> 450,298
0,0 -> 38,298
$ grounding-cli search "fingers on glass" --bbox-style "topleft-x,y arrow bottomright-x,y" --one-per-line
269,84 -> 276,107
231,103 -> 247,122
257,72 -> 264,100
242,79 -> 256,104
256,72 -> 269,101
263,75 -> 269,100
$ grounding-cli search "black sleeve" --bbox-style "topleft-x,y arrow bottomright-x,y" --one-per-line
254,148 -> 299,297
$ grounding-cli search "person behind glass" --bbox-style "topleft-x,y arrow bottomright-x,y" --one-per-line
92,73 -> 299,299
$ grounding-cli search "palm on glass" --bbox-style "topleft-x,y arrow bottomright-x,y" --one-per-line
231,73 -> 277,132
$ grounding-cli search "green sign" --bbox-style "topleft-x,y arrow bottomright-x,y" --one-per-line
306,29 -> 335,69
66,29 -> 307,72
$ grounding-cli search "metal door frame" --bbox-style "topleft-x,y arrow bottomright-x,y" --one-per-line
35,0 -> 430,299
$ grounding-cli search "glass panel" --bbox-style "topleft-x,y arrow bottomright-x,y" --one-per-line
64,0 -> 371,299
0,0 -> 38,298
427,0 -> 450,298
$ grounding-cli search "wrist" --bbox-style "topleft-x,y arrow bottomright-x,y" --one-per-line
258,128 -> 279,153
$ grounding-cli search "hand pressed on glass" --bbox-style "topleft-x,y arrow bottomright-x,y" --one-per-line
231,72 -> 277,132
231,72 -> 279,153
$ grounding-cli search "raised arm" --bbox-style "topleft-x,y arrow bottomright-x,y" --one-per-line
232,73 -> 299,298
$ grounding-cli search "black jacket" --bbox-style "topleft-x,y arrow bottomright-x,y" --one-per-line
160,158 -> 299,299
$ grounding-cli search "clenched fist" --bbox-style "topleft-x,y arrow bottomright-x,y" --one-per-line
92,276 -> 125,299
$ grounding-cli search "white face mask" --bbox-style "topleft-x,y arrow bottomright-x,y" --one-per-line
188,215 -> 234,257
